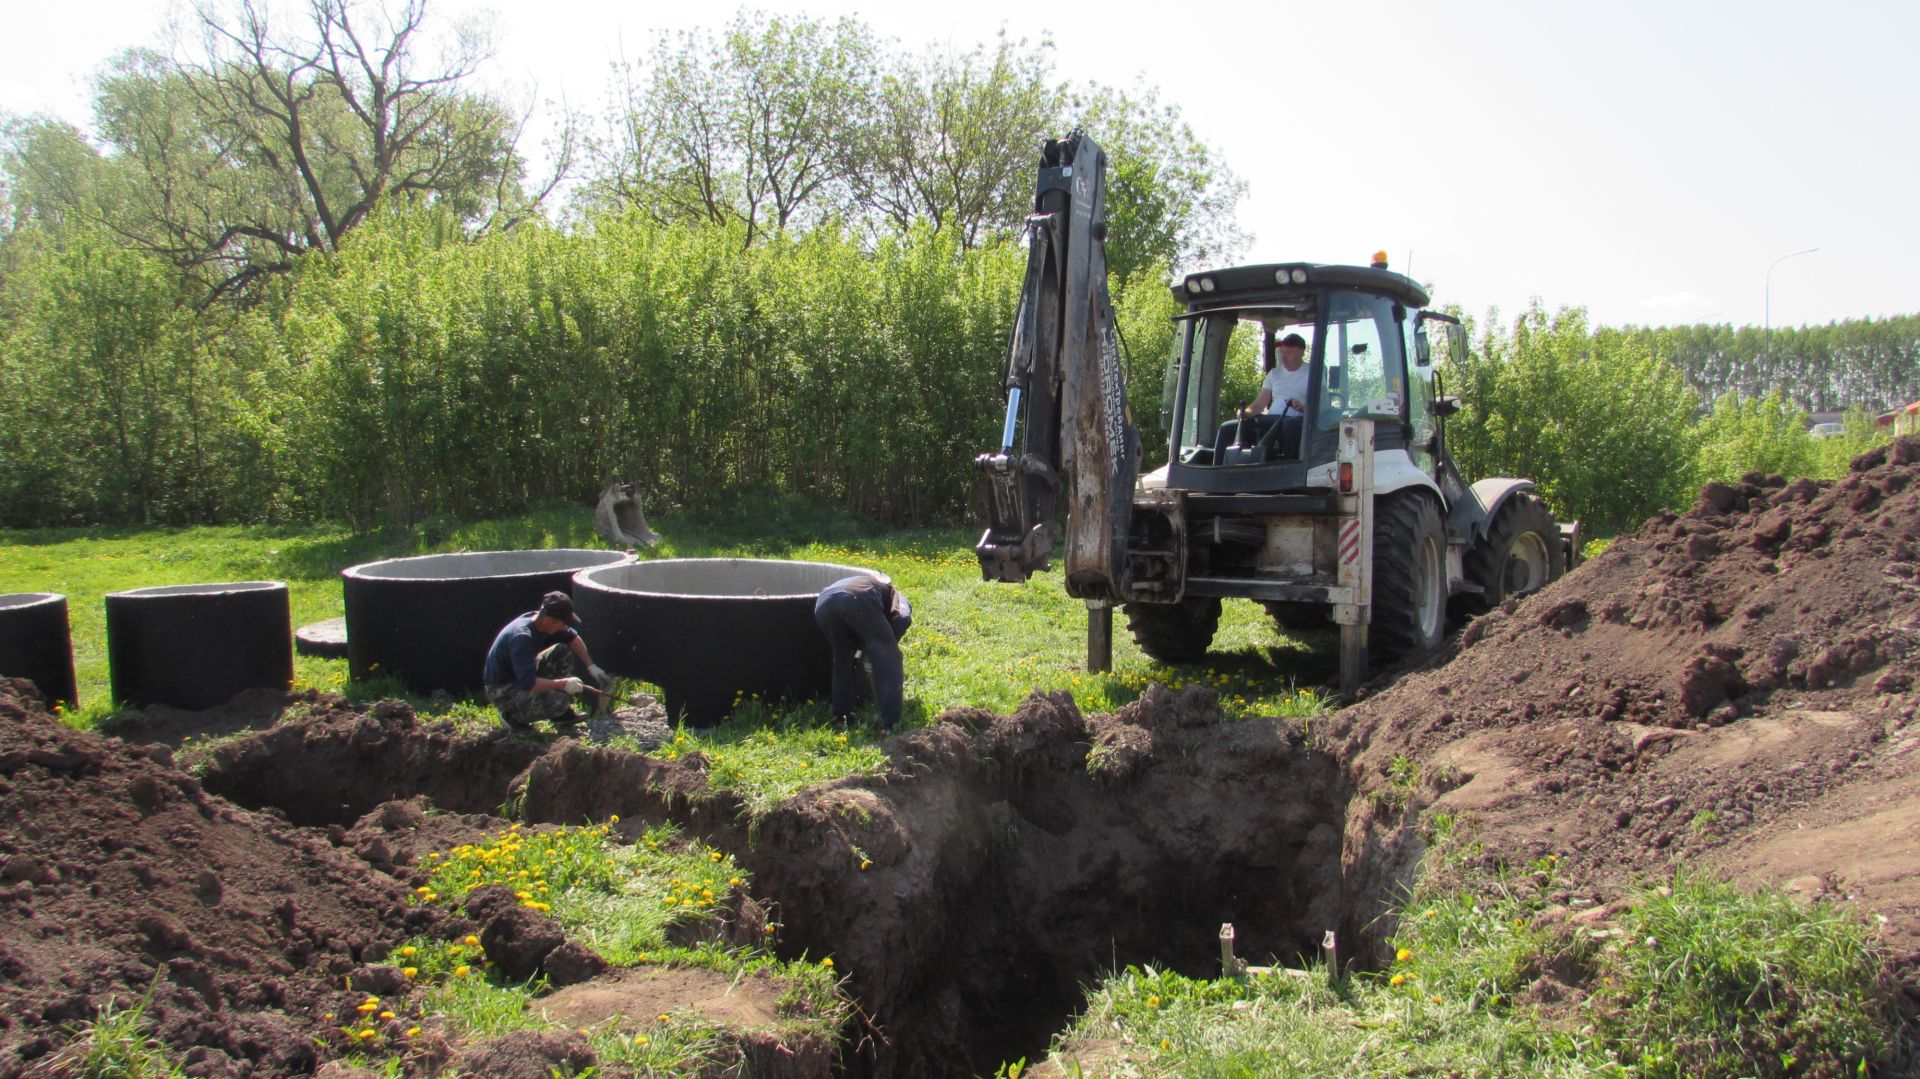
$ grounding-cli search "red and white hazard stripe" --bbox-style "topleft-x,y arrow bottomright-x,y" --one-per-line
1339,518 -> 1362,565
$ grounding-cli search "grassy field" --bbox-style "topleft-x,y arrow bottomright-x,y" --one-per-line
8,503 -> 1903,1077
0,498 -> 1330,736
1032,823 -> 1898,1079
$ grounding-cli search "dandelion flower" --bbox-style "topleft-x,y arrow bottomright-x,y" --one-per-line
405,1026 -> 420,1037
399,946 -> 417,957
821,957 -> 834,968
379,1011 -> 395,1020
402,967 -> 417,978
1147,995 -> 1160,1008
453,965 -> 470,977
1390,973 -> 1406,987
1159,1039 -> 1171,1051
1430,995 -> 1443,1004
357,1029 -> 376,1040
1395,947 -> 1411,962
634,1035 -> 649,1046
464,935 -> 480,946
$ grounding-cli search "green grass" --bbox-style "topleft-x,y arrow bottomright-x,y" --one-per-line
351,817 -> 844,1074
1039,831 -> 1899,1079
44,993 -> 187,1078
0,501 -> 1331,793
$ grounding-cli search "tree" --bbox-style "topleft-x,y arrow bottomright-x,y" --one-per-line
2,1 -> 553,303
1071,85 -> 1247,286
1448,304 -> 1700,533
848,32 -> 1057,248
586,11 -> 877,245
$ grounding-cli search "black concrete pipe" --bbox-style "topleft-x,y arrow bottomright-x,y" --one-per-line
0,592 -> 78,710
572,558 -> 879,725
342,549 -> 634,696
105,582 -> 292,710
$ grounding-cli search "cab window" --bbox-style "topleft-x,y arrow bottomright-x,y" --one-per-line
1316,292 -> 1405,431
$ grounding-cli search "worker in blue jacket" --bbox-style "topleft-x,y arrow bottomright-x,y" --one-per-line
813,575 -> 912,729
482,591 -> 609,730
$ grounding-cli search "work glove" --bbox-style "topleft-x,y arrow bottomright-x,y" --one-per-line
588,664 -> 610,683
559,677 -> 586,696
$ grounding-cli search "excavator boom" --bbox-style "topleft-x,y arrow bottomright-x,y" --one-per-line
975,132 -> 1139,603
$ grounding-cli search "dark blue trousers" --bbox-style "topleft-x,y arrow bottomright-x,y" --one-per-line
813,588 -> 904,727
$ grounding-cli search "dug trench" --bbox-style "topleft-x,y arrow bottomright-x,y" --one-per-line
179,686 -> 1387,1077
11,435 -> 1920,1076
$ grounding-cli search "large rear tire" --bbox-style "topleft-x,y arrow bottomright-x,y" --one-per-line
1371,492 -> 1448,663
1124,597 -> 1221,663
1465,492 -> 1565,611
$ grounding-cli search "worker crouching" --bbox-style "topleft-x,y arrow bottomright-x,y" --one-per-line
482,591 -> 610,730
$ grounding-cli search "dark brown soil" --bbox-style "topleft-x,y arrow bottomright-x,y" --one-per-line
0,683 -> 444,1078
1333,436 -> 1920,959
7,435 -> 1920,1077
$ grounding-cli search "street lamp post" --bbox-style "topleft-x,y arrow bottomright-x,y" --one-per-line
1765,247 -> 1819,357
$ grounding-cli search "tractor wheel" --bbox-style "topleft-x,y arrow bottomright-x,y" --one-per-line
1263,601 -> 1329,634
1371,492 -> 1448,663
1124,597 -> 1221,663
1464,492 -> 1565,611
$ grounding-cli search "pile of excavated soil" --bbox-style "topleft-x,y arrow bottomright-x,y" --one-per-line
10,436 -> 1920,1076
1335,437 -> 1920,959
0,681 -> 442,1078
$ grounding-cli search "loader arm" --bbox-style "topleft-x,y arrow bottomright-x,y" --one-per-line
974,132 -> 1140,603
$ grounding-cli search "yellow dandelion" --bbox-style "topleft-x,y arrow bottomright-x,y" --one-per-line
453,965 -> 470,977
405,1026 -> 421,1037
399,946 -> 417,957
1159,1039 -> 1171,1051
729,876 -> 742,886
1390,973 -> 1406,987
1430,995 -> 1444,1004
709,851 -> 722,862
1147,995 -> 1161,1008
357,1029 -> 376,1040
656,1013 -> 670,1022
610,814 -> 620,824
821,957 -> 834,968
322,1012 -> 334,1021
464,935 -> 480,946
379,1011 -> 395,1020
634,1035 -> 649,1045
402,967 -> 418,978
1395,947 -> 1412,962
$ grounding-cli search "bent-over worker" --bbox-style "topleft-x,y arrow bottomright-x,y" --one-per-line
813,575 -> 913,729
482,590 -> 611,730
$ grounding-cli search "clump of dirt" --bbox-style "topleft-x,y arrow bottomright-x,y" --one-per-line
1335,437 -> 1920,958
0,680 -> 443,1078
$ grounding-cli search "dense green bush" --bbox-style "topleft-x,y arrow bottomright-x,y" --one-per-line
1,212 -> 1907,534
264,211 -> 1026,528
0,228 -> 280,526
1446,304 -> 1703,533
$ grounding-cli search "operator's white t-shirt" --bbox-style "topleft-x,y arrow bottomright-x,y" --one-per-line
1262,361 -> 1311,414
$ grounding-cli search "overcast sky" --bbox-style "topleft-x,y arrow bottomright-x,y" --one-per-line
4,0 -> 1913,331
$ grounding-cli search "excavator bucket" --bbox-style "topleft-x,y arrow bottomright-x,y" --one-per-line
594,482 -> 661,549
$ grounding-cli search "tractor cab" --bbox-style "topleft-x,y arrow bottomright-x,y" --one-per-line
1151,257 -> 1467,496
